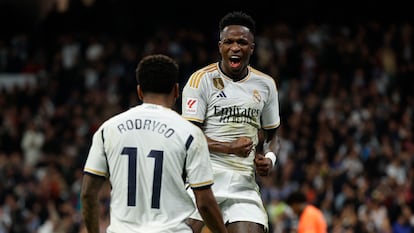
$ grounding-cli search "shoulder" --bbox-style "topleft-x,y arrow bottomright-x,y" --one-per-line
249,66 -> 271,77
249,66 -> 276,81
98,108 -> 133,129
303,205 -> 324,218
168,110 -> 200,129
249,66 -> 279,88
187,63 -> 218,88
177,114 -> 203,133
171,114 -> 206,142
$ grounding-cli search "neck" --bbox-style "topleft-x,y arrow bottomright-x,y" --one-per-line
141,94 -> 174,109
219,62 -> 248,81
298,203 -> 307,216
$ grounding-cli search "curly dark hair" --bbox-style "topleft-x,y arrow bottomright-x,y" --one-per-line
219,11 -> 256,34
135,54 -> 179,94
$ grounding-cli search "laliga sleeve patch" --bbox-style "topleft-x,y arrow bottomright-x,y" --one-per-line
185,97 -> 198,115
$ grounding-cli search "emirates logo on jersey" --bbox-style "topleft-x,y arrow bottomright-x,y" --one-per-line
253,89 -> 261,103
185,97 -> 198,114
213,77 -> 224,90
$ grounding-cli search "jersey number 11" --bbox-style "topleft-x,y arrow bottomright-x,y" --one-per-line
121,147 -> 163,209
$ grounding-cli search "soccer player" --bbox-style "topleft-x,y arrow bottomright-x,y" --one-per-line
286,191 -> 328,233
81,54 -> 228,233
182,11 -> 281,233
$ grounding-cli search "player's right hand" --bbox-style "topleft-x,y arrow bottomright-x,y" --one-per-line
254,153 -> 272,176
229,136 -> 253,157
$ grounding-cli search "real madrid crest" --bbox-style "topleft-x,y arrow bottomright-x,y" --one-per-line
213,77 -> 224,90
253,89 -> 261,103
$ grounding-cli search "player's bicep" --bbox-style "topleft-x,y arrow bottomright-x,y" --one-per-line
81,173 -> 106,197
263,128 -> 277,143
192,185 -> 215,203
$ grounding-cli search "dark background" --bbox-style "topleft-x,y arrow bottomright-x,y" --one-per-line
1,0 -> 412,37
1,1 -> 413,233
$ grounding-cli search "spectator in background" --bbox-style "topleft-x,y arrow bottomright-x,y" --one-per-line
286,190 -> 327,233
392,204 -> 413,233
21,120 -> 45,167
357,190 -> 392,233
0,15 -> 413,233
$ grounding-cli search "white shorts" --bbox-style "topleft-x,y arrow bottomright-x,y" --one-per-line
188,170 -> 268,231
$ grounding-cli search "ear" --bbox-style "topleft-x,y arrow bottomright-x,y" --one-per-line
173,83 -> 179,99
250,42 -> 255,54
137,85 -> 144,101
218,39 -> 224,50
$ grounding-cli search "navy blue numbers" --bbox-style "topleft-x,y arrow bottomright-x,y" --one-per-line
121,147 -> 164,209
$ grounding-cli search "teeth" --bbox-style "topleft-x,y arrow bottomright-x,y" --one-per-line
230,55 -> 240,59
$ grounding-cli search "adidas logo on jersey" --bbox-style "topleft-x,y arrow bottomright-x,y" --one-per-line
216,91 -> 226,98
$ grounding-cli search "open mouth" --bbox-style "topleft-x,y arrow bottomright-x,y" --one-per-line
229,56 -> 241,68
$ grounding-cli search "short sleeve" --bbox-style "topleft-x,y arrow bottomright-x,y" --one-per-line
185,127 -> 213,188
83,127 -> 109,177
261,78 -> 280,129
181,72 -> 208,123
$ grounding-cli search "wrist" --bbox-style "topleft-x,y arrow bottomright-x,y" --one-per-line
265,152 -> 277,167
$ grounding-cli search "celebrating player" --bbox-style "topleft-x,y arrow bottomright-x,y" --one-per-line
182,11 -> 281,233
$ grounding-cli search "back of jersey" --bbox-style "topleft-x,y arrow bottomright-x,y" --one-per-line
84,103 -> 213,233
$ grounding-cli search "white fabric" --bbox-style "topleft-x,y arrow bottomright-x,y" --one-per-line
84,103 -> 213,233
265,152 -> 277,167
182,62 -> 280,175
187,170 -> 269,230
182,62 -> 281,230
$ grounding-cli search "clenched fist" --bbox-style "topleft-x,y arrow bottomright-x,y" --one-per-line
229,136 -> 254,158
254,153 -> 272,176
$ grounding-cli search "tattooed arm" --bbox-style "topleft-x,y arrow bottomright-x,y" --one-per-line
81,173 -> 106,233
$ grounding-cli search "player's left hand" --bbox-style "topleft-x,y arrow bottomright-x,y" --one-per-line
254,153 -> 272,176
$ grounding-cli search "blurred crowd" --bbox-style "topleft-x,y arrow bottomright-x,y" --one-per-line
0,19 -> 413,233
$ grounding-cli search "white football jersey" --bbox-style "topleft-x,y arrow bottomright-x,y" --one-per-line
182,62 -> 280,175
84,103 -> 213,233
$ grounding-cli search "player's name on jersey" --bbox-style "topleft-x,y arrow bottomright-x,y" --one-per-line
116,118 -> 175,138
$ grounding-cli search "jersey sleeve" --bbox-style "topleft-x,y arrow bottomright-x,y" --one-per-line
261,78 -> 281,129
181,71 -> 208,123
185,127 -> 214,189
83,126 -> 109,177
